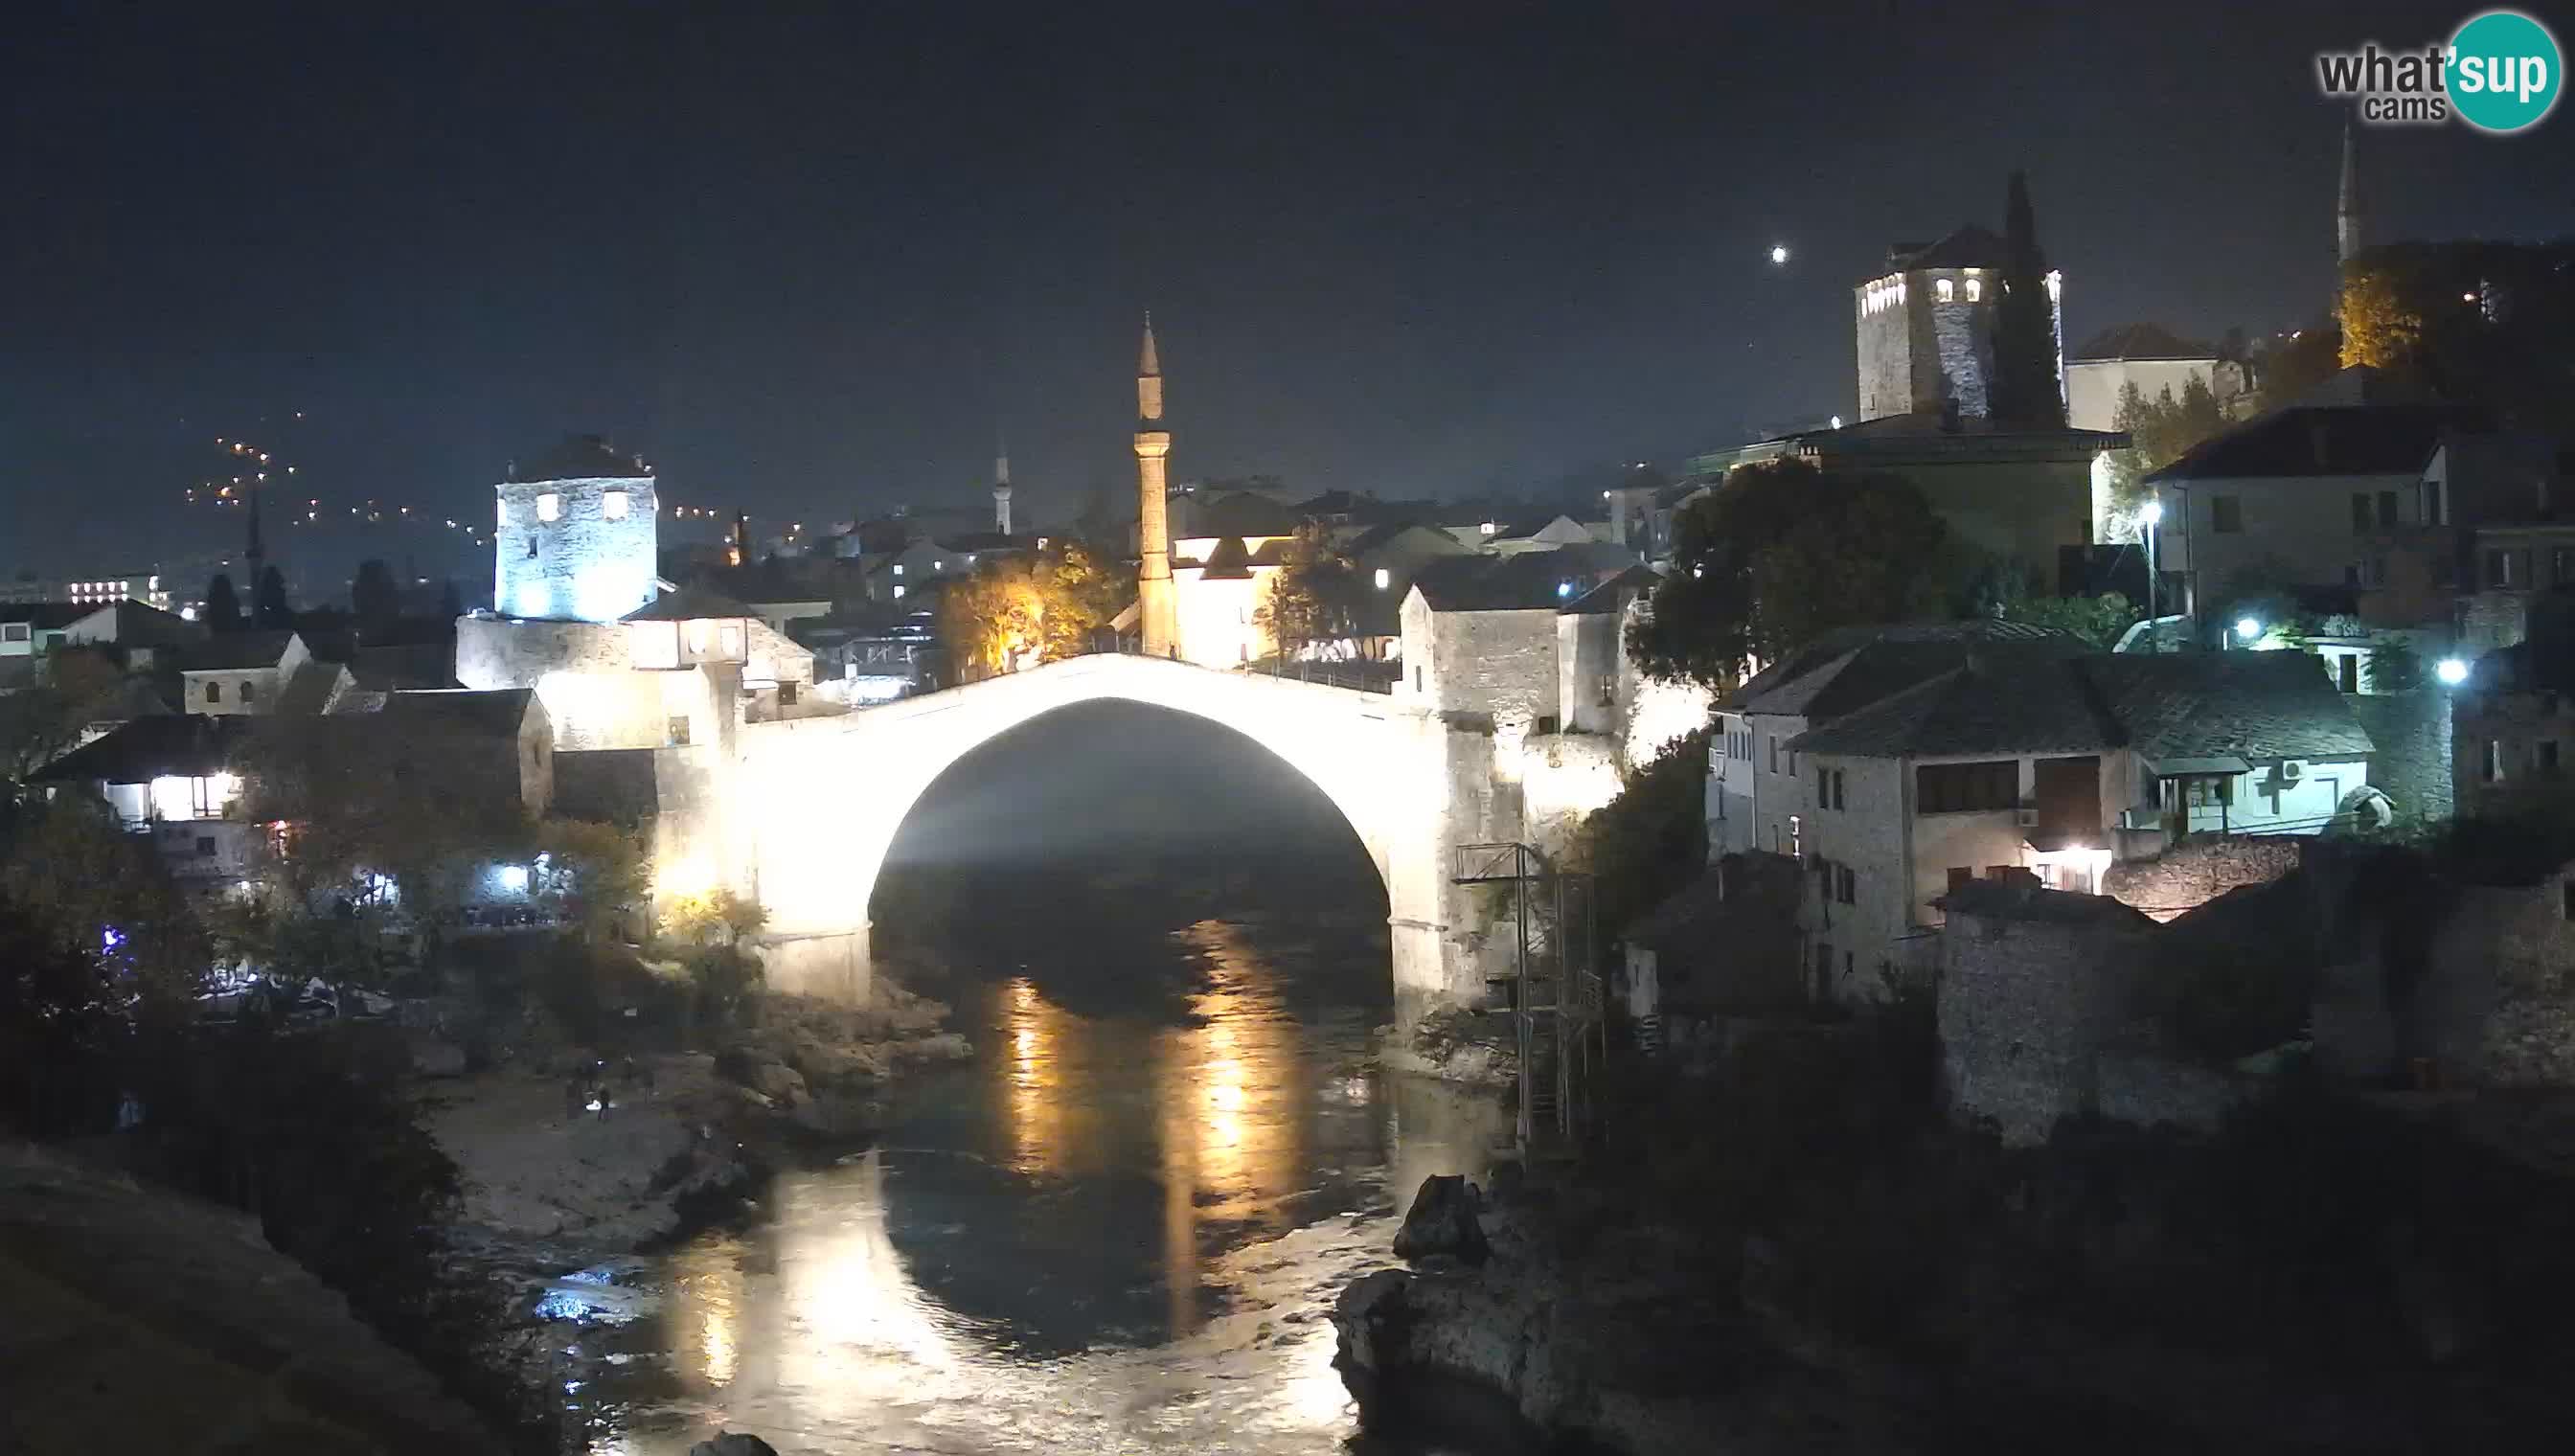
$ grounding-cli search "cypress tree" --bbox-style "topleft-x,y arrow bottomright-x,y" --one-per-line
203,573 -> 242,631
1992,171 -> 2065,428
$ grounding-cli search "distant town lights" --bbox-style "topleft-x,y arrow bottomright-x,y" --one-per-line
2436,657 -> 2471,686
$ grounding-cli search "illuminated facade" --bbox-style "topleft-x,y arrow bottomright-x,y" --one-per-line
1133,317 -> 1180,659
1854,226 -> 2062,422
493,434 -> 659,624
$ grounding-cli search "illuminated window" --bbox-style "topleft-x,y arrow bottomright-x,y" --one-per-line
932,559 -> 944,571
1965,278 -> 1982,302
497,500 -> 509,528
602,489 -> 628,520
893,584 -> 906,600
893,563 -> 903,576
536,492 -> 562,522
1374,567 -> 1390,590
1936,278 -> 1954,303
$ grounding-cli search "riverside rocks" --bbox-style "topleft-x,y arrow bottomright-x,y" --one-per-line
687,1434 -> 780,1456
1392,1173 -> 1491,1265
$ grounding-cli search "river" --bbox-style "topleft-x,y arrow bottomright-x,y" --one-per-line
563,910 -> 1511,1455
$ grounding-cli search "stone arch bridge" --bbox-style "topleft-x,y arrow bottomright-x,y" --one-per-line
658,653 -> 1545,1029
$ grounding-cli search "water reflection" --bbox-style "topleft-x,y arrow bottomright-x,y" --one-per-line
599,919 -> 1508,1454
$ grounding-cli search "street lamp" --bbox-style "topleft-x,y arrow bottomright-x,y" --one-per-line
2140,500 -> 2163,651
2235,616 -> 2262,643
2436,656 -> 2470,686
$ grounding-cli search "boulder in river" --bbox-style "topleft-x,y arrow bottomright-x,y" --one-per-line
688,1435 -> 780,1456
1392,1173 -> 1490,1265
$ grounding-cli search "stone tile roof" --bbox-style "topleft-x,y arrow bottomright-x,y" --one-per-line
34,714 -> 255,785
1726,621 -> 2090,717
2143,404 -> 2490,482
508,433 -> 652,482
175,629 -> 298,672
2071,323 -> 2216,361
1560,564 -> 1660,617
0,602 -> 89,629
376,687 -> 539,739
623,585 -> 756,623
1885,224 -> 2008,272
270,659 -> 349,717
1936,878 -> 2157,926
1787,649 -> 2375,764
2082,651 -> 2373,762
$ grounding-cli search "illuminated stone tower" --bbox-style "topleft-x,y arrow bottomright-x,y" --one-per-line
493,434 -> 658,622
1133,315 -> 1178,658
2336,121 -> 2364,269
992,434 -> 1013,536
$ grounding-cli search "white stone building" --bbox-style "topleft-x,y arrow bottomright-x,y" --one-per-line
494,435 -> 659,625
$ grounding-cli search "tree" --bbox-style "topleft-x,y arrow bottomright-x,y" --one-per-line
1994,585 -> 2140,650
1989,171 -> 2065,428
351,558 -> 399,629
2100,375 -> 2226,538
0,794 -> 206,1013
254,565 -> 292,627
0,648 -> 127,800
1255,521 -> 1366,661
2365,635 -> 2425,694
535,818 -> 649,944
1629,460 -> 1950,688
204,573 -> 243,631
938,539 -> 1126,679
2338,263 -> 2425,370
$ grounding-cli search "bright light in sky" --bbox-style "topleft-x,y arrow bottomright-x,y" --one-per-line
1768,244 -> 1789,265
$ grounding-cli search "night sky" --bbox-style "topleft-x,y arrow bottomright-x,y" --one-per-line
7,2 -> 2573,580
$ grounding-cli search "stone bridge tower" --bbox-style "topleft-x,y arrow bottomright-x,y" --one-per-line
1133,316 -> 1179,658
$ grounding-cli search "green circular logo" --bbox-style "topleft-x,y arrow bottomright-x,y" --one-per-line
2450,10 -> 2562,133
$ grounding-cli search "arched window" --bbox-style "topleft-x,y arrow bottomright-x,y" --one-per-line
1936,278 -> 1955,303
205,681 -> 222,704
239,680 -> 256,704
1965,278 -> 1983,303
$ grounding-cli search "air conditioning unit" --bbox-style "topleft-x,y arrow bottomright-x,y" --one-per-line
2016,806 -> 2040,828
2278,760 -> 2303,784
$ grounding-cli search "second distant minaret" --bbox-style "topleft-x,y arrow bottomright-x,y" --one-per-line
992,436 -> 1013,536
1133,315 -> 1178,659
2337,121 -> 2365,269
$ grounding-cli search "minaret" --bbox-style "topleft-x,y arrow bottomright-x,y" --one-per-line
2336,121 -> 2364,269
1133,314 -> 1178,659
991,434 -> 1013,536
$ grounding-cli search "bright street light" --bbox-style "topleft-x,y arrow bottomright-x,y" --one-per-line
2235,617 -> 2262,642
2436,656 -> 2470,686
2141,500 -> 2164,526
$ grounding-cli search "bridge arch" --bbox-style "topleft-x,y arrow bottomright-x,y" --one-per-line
714,655 -> 1471,1022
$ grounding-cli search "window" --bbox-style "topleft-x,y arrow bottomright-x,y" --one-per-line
1598,674 -> 1616,707
2378,490 -> 2400,529
1965,278 -> 1982,302
1832,769 -> 1846,809
1768,738 -> 1778,773
1936,278 -> 1954,303
603,489 -> 629,520
239,680 -> 255,704
1374,567 -> 1391,590
2554,548 -> 2575,586
778,680 -> 799,707
1916,760 -> 2018,813
1947,867 -> 1974,893
2541,739 -> 2562,775
1817,765 -> 1830,806
1,623 -> 26,643
497,500 -> 509,528
536,492 -> 561,522
1414,667 -> 1424,693
2564,880 -> 2575,922
892,584 -> 905,600
1835,864 -> 1856,904
2338,654 -> 2359,694
204,681 -> 221,703
667,715 -> 693,747
2424,480 -> 2444,525
894,563 -> 904,576
2486,548 -> 2518,587
2210,495 -> 2242,534
195,836 -> 216,857
2351,493 -> 2372,532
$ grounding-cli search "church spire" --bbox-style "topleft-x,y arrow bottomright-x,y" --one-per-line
2336,120 -> 2364,269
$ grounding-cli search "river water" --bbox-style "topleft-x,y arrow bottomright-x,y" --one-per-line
568,912 -> 1511,1455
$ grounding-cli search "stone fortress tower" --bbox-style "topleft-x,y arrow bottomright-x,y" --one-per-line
1853,227 -> 2062,422
1133,315 -> 1179,658
493,433 -> 659,623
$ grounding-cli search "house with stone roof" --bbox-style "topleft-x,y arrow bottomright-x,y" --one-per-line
1757,645 -> 2373,1002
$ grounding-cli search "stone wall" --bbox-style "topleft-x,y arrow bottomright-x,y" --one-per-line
1855,284 -> 1915,421
2351,688 -> 2454,825
1929,293 -> 1993,419
2451,687 -> 2572,819
1427,608 -> 1561,732
1937,899 -> 2157,1146
2420,880 -> 2575,1087
2093,1049 -> 2243,1133
495,474 -> 658,623
2103,835 -> 2306,921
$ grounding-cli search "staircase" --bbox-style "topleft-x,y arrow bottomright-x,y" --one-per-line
1453,843 -> 1605,1152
